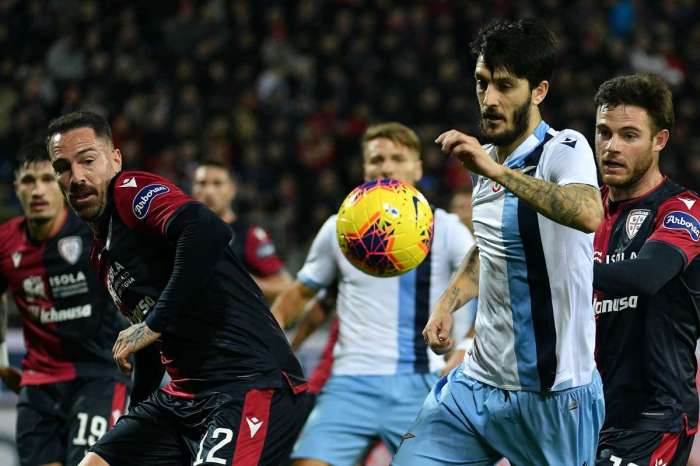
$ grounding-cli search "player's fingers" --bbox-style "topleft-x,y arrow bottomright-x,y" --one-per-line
430,337 -> 454,355
435,130 -> 456,144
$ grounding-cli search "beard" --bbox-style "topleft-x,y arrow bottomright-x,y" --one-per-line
479,96 -> 531,146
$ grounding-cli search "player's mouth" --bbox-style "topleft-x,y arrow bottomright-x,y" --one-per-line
71,191 -> 97,206
602,160 -> 626,174
29,200 -> 49,211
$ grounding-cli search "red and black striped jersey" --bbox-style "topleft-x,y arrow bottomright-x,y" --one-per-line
594,178 -> 700,432
0,208 -> 127,385
91,171 -> 305,398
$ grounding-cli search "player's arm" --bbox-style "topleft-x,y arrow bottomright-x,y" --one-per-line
0,293 -> 21,393
129,344 -> 165,406
271,281 -> 317,329
253,269 -> 294,302
436,129 -> 603,232
423,245 -> 480,354
290,291 -> 334,351
594,242 -> 684,296
114,203 -> 231,373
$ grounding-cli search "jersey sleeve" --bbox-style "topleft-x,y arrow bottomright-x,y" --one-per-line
243,225 -> 284,277
647,193 -> 700,266
297,216 -> 339,290
542,130 -> 599,187
112,171 -> 193,236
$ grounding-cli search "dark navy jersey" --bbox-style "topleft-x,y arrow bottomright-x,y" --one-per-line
0,209 -> 127,385
594,179 -> 700,432
91,171 -> 304,398
229,220 -> 284,278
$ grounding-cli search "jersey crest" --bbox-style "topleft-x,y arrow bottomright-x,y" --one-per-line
58,235 -> 83,265
625,209 -> 651,240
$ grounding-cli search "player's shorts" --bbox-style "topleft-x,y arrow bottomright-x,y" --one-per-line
596,428 -> 695,466
16,377 -> 129,466
291,372 -> 438,466
90,380 -> 309,466
392,364 -> 605,466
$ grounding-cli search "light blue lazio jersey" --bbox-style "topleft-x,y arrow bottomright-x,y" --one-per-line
298,208 -> 474,375
465,121 -> 599,392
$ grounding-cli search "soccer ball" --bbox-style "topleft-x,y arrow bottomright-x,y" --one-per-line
336,179 -> 434,277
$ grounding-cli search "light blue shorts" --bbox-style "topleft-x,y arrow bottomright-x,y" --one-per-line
393,364 -> 605,466
291,372 -> 438,466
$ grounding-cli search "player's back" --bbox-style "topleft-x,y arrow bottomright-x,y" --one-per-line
94,171 -> 304,397
0,211 -> 126,385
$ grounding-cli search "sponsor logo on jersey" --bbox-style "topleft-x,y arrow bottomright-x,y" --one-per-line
58,236 -> 83,265
594,295 -> 639,314
11,251 -> 21,268
679,197 -> 696,210
49,271 -> 88,298
662,210 -> 700,241
256,243 -> 276,259
40,304 -> 92,323
246,416 -> 263,438
132,184 -> 170,219
625,209 -> 651,240
119,177 -> 137,188
22,275 -> 46,301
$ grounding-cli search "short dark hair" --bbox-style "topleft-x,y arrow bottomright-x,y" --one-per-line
14,139 -> 50,173
594,74 -> 674,134
46,111 -> 113,153
470,18 -> 557,89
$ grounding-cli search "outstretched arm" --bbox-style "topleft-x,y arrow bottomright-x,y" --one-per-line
423,246 -> 480,354
0,294 -> 21,393
271,281 -> 317,329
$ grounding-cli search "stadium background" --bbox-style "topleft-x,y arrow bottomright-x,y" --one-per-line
0,0 -> 699,464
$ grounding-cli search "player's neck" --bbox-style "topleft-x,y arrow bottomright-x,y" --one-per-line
495,112 -> 542,163
608,169 -> 664,202
27,206 -> 67,242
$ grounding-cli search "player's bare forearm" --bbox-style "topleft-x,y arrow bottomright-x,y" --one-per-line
494,168 -> 602,232
440,247 -> 480,313
270,281 -> 316,329
254,270 -> 293,302
290,300 -> 328,351
113,322 -> 161,374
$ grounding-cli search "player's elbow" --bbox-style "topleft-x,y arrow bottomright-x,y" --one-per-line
577,199 -> 603,233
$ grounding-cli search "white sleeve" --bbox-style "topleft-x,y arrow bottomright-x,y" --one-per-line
542,130 -> 599,187
447,215 -> 475,271
297,216 -> 339,290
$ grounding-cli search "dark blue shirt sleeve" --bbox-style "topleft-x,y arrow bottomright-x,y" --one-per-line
144,202 -> 232,333
593,240 -> 685,297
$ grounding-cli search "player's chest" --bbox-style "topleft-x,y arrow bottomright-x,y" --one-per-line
594,207 -> 656,262
94,216 -> 172,318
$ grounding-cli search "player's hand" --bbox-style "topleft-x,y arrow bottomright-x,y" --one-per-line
435,130 -> 504,180
439,349 -> 466,376
0,366 -> 21,393
113,322 -> 161,374
422,307 -> 454,355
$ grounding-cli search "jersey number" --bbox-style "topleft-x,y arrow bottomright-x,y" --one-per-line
193,428 -> 234,465
610,456 -> 640,466
72,413 -> 107,446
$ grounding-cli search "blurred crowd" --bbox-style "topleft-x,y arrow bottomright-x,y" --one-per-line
1,0 -> 699,269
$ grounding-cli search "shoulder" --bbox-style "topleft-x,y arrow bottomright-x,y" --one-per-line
0,216 -> 25,249
656,188 -> 700,236
112,170 -> 189,225
543,129 -> 592,155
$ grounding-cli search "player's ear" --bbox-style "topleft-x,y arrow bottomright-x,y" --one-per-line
111,148 -> 123,172
652,128 -> 670,153
531,80 -> 549,106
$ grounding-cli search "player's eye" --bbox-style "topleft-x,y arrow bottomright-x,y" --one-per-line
52,159 -> 70,174
476,79 -> 487,91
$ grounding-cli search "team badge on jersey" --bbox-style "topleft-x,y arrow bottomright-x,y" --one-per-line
23,275 -> 47,301
663,211 -> 700,241
625,209 -> 651,240
58,236 -> 83,265
132,184 -> 170,219
11,251 -> 21,268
